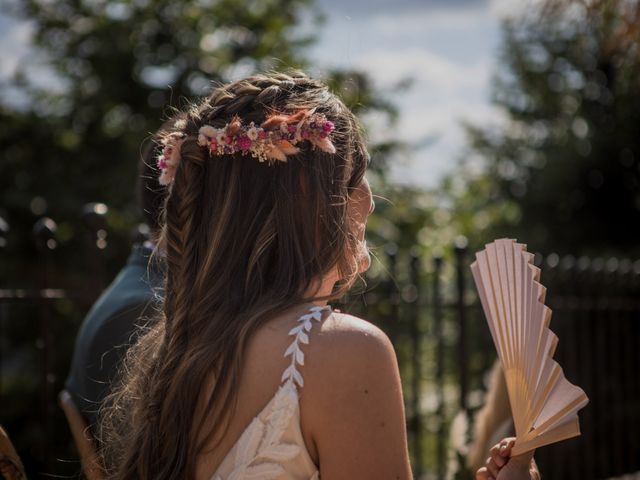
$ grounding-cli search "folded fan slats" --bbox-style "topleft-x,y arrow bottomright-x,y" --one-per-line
470,238 -> 589,456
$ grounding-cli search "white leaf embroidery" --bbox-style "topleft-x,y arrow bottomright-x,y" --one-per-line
259,384 -> 298,449
213,305 -> 328,480
233,417 -> 264,465
280,364 -> 295,384
284,341 -> 298,357
296,348 -> 304,365
258,443 -> 301,462
242,462 -> 285,479
288,324 -> 303,335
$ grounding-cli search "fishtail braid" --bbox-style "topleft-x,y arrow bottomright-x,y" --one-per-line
123,74 -> 313,477
118,136 -> 208,478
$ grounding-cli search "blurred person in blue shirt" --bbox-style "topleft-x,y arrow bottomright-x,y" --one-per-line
65,119 -> 176,429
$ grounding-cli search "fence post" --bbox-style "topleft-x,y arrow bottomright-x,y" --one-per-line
386,243 -> 399,347
82,202 -> 109,297
409,248 -> 422,475
0,215 -> 8,398
454,237 -> 468,413
433,253 -> 445,480
33,217 -> 57,468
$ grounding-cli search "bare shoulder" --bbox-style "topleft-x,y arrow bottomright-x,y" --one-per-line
301,310 -> 413,479
303,310 -> 400,405
315,312 -> 395,360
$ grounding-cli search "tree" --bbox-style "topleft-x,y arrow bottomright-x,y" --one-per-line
1,0 -> 321,278
453,0 -> 640,257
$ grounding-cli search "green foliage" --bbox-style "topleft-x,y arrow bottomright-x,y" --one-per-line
1,0 -> 317,268
449,0 -> 640,257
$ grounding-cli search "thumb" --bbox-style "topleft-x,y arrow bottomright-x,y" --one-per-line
507,448 -> 535,470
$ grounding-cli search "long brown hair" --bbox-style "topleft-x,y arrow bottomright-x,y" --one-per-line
98,71 -> 369,479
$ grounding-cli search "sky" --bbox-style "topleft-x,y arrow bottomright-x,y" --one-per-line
0,0 -> 527,188
305,0 -> 525,187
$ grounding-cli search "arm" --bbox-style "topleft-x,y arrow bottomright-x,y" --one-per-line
302,314 -> 413,479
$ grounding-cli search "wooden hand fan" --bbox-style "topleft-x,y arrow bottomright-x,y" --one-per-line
470,238 -> 589,456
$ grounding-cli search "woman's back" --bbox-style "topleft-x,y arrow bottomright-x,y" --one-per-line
99,72 -> 413,479
194,303 -> 413,480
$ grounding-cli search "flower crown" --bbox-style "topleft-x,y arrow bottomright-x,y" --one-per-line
156,109 -> 336,185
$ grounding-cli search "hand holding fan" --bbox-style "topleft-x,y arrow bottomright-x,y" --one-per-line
470,238 -> 589,456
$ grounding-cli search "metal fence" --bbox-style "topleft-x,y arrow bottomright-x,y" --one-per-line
1,211 -> 639,479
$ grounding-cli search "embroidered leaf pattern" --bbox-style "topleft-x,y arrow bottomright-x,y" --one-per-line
214,305 -> 329,480
295,348 -> 304,365
235,463 -> 284,480
233,417 -> 265,465
259,384 -> 298,449
259,443 -> 301,462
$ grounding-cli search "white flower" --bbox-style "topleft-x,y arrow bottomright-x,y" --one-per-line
197,133 -> 207,146
216,132 -> 226,145
174,119 -> 187,129
199,125 -> 216,137
247,127 -> 259,141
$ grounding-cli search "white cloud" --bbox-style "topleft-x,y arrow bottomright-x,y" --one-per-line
488,0 -> 540,19
306,1 -> 503,187
353,47 -> 490,92
366,4 -> 488,34
384,93 -> 502,187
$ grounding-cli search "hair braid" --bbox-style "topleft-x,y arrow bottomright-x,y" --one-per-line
120,76 -> 297,477
116,135 -> 208,477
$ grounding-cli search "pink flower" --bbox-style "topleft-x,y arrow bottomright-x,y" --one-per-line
288,124 -> 297,133
236,135 -> 252,151
302,130 -> 311,139
157,157 -> 167,169
322,121 -> 334,132
258,130 -> 268,140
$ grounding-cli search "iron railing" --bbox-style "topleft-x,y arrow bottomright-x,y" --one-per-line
1,210 -> 639,479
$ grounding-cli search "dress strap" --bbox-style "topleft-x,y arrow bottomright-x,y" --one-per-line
280,304 -> 331,388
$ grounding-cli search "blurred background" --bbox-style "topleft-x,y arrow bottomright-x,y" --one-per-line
1,0 -> 639,478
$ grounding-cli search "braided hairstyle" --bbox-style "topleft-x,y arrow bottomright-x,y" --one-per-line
98,71 -> 369,479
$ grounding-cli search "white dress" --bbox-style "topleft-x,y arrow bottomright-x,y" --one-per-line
210,305 -> 331,480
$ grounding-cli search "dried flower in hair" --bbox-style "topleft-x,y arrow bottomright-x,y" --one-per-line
157,132 -> 186,186
157,110 -> 336,185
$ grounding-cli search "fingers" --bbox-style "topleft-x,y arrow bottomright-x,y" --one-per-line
476,437 -> 518,480
475,466 -> 490,480
489,443 -> 507,467
498,437 -> 516,456
485,455 -> 499,478
499,437 -> 535,470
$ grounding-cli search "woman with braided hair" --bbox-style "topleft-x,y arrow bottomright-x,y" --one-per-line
98,71 -> 412,480
98,71 -> 535,480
